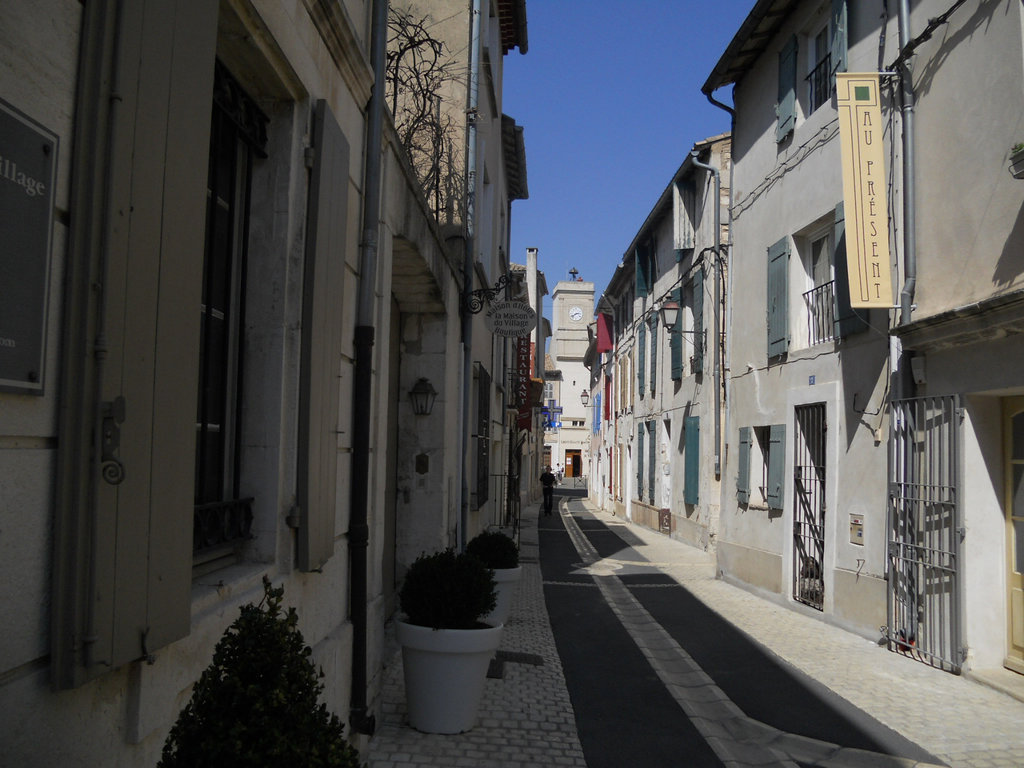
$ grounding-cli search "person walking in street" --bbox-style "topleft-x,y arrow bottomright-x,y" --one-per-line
540,466 -> 556,516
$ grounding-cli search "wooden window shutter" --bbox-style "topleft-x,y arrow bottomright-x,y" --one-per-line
766,423 -> 787,511
692,265 -> 704,374
649,316 -> 657,393
767,237 -> 790,359
647,421 -> 657,505
777,35 -> 798,143
297,100 -> 350,572
637,423 -> 645,498
684,416 -> 700,505
52,0 -> 219,688
637,322 -> 646,398
832,202 -> 867,338
670,287 -> 683,380
737,426 -> 752,504
635,246 -> 648,298
831,0 -> 848,81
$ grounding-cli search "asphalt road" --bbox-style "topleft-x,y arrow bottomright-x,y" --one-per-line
539,496 -> 941,768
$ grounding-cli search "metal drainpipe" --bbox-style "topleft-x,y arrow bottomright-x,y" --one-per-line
460,0 -> 482,551
690,150 -> 722,478
349,0 -> 387,737
897,0 -> 916,329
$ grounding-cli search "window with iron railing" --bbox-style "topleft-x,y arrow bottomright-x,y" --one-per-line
803,280 -> 836,346
806,52 -> 831,113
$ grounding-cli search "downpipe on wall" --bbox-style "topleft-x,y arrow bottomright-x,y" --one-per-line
348,0 -> 388,737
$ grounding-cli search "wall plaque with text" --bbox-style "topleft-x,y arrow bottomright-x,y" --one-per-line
0,98 -> 57,394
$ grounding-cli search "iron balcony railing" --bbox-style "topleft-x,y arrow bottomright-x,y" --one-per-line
193,497 -> 253,576
806,53 -> 831,113
803,280 -> 836,346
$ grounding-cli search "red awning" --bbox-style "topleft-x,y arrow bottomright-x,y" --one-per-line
596,313 -> 613,353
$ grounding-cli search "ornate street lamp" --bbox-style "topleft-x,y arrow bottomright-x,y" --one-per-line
580,389 -> 590,407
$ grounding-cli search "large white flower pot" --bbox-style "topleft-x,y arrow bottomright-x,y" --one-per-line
397,620 -> 503,734
481,566 -> 522,627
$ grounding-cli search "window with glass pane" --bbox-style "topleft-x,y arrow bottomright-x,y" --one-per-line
193,62 -> 266,572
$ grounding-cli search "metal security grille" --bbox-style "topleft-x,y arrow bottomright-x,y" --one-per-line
887,395 -> 963,673
793,403 -> 827,610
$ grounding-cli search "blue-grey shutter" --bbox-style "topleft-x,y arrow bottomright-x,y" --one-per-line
670,287 -> 683,380
638,322 -> 646,397
637,423 -> 645,498
737,427 -> 752,504
831,202 -> 864,337
692,266 -> 704,374
767,237 -> 790,358
832,202 -> 867,338
298,100 -> 349,572
636,246 -> 649,298
831,0 -> 848,80
647,421 -> 657,505
766,424 -> 786,510
53,0 -> 219,688
649,317 -> 658,393
684,416 -> 699,505
777,35 -> 797,142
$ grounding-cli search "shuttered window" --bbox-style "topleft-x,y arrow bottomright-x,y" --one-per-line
831,0 -> 848,81
53,0 -> 219,688
684,416 -> 700,505
670,287 -> 683,380
737,426 -> 752,504
767,237 -> 790,359
766,424 -> 787,511
637,422 -> 645,499
295,100 -> 350,571
649,316 -> 658,393
647,421 -> 657,505
777,35 -> 798,142
692,265 -> 704,374
638,321 -> 646,398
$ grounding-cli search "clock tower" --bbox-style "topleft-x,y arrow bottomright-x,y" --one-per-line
546,274 -> 595,481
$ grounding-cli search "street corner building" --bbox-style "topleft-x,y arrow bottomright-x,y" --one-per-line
0,0 -> 529,764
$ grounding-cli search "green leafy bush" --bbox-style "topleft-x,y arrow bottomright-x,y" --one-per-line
466,529 -> 519,569
159,577 -> 361,768
399,549 -> 496,629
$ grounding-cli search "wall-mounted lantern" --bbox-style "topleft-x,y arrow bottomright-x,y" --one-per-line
659,298 -> 681,329
409,377 -> 438,416
580,389 -> 590,407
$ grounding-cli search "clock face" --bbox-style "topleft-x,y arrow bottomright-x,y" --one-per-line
569,305 -> 583,322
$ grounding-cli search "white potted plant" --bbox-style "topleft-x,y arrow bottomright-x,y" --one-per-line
466,529 -> 521,626
396,549 -> 501,733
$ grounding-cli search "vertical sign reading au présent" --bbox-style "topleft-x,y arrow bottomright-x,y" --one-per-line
836,73 -> 893,309
0,98 -> 57,394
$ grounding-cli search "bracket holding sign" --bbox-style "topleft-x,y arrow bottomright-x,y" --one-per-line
464,273 -> 510,314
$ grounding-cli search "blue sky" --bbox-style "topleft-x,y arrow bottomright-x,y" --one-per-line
503,1 -> 753,311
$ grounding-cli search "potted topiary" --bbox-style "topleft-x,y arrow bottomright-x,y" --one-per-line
397,548 -> 501,733
466,529 -> 521,627
159,577 -> 360,768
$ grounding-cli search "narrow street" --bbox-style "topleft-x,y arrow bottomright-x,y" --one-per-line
367,489 -> 1024,768
541,492 -> 941,767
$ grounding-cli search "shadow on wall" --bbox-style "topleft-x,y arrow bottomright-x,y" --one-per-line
994,200 -> 1024,288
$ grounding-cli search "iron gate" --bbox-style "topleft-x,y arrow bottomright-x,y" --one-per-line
887,395 -> 963,673
793,403 -> 827,610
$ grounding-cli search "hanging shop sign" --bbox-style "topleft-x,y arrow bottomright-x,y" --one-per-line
0,98 -> 57,394
485,300 -> 536,337
836,73 -> 894,309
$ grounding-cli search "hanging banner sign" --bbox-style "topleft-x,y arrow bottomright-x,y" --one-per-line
516,336 -> 533,431
485,300 -> 536,337
836,73 -> 894,308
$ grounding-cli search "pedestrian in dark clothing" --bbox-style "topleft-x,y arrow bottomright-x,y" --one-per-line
540,467 -> 556,516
